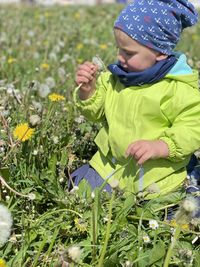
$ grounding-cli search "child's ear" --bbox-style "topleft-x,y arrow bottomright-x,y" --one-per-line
156,53 -> 168,61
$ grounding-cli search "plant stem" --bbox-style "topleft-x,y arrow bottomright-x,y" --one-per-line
0,174 -> 31,198
35,208 -> 82,226
97,192 -> 115,267
92,195 -> 97,264
163,224 -> 181,267
153,203 -> 179,212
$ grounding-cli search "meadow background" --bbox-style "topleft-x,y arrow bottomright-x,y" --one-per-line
0,4 -> 200,267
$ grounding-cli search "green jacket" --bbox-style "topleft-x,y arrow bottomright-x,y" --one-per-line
74,55 -> 200,197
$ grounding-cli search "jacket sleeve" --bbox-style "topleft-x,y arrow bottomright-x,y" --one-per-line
159,82 -> 200,162
73,72 -> 112,122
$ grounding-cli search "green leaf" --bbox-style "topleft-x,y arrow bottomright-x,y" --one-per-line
48,154 -> 57,173
148,240 -> 166,266
136,206 -> 154,218
194,250 -> 200,267
60,148 -> 68,167
104,252 -> 119,267
0,167 -> 10,179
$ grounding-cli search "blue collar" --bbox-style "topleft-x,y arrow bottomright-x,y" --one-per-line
108,56 -> 177,87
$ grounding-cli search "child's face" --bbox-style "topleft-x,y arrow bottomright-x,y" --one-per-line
114,29 -> 167,72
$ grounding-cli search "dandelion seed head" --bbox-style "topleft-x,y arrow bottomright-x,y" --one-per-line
178,249 -> 193,265
32,101 -> 42,113
27,30 -> 34,37
45,77 -> 56,89
60,54 -> 70,64
33,52 -> 40,60
68,246 -> 82,262
24,40 -> 31,47
0,204 -> 12,247
29,114 -> 41,126
92,56 -> 105,71
182,197 -> 198,213
49,52 -> 57,61
6,84 -> 15,95
38,84 -> 50,98
13,123 -> 35,142
58,67 -> 66,77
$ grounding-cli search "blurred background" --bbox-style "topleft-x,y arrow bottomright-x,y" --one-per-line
0,0 -> 199,6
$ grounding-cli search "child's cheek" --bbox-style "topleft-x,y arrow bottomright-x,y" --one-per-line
128,58 -> 143,71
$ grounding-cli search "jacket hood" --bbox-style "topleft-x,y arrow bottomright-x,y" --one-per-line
166,53 -> 199,89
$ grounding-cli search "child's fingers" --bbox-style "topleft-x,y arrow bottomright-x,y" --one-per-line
137,151 -> 151,165
126,142 -> 141,156
77,69 -> 94,80
75,76 -> 91,85
134,147 -> 147,160
78,62 -> 97,74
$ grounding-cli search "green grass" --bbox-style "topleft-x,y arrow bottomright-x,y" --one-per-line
0,4 -> 200,267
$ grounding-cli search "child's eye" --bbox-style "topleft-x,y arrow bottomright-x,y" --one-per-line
125,51 -> 133,56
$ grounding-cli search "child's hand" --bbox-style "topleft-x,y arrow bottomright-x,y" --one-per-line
75,61 -> 99,100
126,140 -> 169,165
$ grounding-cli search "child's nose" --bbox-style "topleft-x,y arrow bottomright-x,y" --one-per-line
117,52 -> 125,63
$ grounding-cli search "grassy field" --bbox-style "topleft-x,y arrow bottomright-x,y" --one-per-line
0,4 -> 200,267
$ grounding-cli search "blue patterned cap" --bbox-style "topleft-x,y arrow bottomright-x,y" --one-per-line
114,0 -> 199,55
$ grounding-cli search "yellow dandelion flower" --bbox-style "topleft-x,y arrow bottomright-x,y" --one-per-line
48,93 -> 65,102
99,44 -> 108,50
170,220 -> 189,230
74,218 -> 87,233
40,63 -> 49,70
43,40 -> 49,47
77,58 -> 83,64
181,224 -> 190,230
13,123 -> 35,142
76,43 -> 83,50
0,259 -> 7,267
74,12 -> 80,19
192,34 -> 199,41
7,58 -> 17,64
44,12 -> 51,18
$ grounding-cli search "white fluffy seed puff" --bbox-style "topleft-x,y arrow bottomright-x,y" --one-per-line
0,204 -> 13,246
67,246 -> 82,262
182,197 -> 198,213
